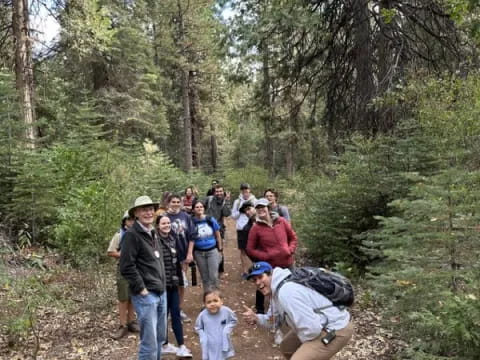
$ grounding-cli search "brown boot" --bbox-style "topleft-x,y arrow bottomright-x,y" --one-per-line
112,325 -> 128,340
127,320 -> 140,333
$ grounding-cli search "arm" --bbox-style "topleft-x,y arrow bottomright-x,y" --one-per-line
212,217 -> 223,251
195,313 -> 209,360
281,205 -> 291,222
119,233 -> 146,294
224,308 -> 238,334
215,230 -> 223,251
107,233 -> 121,259
231,199 -> 241,220
222,202 -> 232,217
246,225 -> 267,261
107,250 -> 120,259
284,220 -> 298,255
278,284 -> 325,342
242,304 -> 276,329
186,240 -> 194,264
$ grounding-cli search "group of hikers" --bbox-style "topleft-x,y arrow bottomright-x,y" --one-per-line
107,180 -> 354,360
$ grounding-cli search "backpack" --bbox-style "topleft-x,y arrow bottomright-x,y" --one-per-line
277,267 -> 354,308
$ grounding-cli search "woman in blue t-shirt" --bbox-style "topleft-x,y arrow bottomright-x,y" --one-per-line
186,200 -> 223,289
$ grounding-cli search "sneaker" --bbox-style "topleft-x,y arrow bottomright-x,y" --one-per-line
111,325 -> 128,340
176,344 -> 192,358
127,320 -> 140,333
161,343 -> 178,354
180,310 -> 192,323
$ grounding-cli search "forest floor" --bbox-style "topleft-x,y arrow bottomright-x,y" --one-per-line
0,219 -> 406,359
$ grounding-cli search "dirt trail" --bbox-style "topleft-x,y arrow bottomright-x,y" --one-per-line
0,218 -> 403,359
177,218 -> 282,360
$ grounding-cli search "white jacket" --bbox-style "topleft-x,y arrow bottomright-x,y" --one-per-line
231,194 -> 256,230
257,268 -> 351,343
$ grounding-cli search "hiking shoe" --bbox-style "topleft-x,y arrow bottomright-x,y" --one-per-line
111,325 -> 128,340
180,310 -> 192,323
161,343 -> 178,354
176,344 -> 193,358
127,320 -> 140,333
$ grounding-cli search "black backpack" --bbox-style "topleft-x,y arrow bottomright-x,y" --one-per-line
277,267 -> 354,308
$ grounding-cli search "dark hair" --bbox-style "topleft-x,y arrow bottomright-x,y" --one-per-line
214,184 -> 224,190
155,213 -> 170,226
185,186 -> 194,194
192,199 -> 205,210
167,194 -> 181,203
240,183 -> 250,190
264,188 -> 278,200
203,287 -> 222,302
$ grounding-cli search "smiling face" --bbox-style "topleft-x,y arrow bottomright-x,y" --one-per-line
185,187 -> 193,197
204,292 -> 224,314
241,188 -> 251,200
193,201 -> 205,217
255,205 -> 269,220
264,191 -> 276,205
135,206 -> 155,227
168,196 -> 182,213
214,187 -> 224,198
251,273 -> 272,296
156,216 -> 171,236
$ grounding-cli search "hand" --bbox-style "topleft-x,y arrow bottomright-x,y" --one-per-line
186,254 -> 194,264
225,191 -> 231,200
242,305 -> 257,325
140,288 -> 149,296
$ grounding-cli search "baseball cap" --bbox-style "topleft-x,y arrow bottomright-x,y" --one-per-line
246,261 -> 272,280
240,183 -> 250,190
254,198 -> 269,208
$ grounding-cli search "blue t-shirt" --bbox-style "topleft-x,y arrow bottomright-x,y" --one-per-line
192,216 -> 220,250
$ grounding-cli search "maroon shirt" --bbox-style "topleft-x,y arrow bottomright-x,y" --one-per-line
246,216 -> 297,268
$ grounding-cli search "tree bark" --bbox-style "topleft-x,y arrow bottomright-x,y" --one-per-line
353,0 -> 376,134
12,0 -> 36,148
260,43 -> 275,177
377,0 -> 395,131
177,0 -> 192,171
209,121 -> 217,173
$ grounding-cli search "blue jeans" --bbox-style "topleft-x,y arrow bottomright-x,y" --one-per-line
194,248 -> 220,289
131,291 -> 167,360
166,286 -> 184,345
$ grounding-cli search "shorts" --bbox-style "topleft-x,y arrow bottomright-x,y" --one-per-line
237,230 -> 248,250
116,271 -> 130,302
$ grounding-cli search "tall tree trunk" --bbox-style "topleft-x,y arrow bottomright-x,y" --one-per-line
12,0 -> 36,148
181,68 -> 192,171
190,72 -> 201,168
260,44 -> 275,177
378,0 -> 395,131
353,0 -> 376,134
177,0 -> 192,171
209,121 -> 217,173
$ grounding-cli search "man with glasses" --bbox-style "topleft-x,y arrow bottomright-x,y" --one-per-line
120,195 -> 167,360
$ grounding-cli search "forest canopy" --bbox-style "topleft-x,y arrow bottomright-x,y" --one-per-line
1,0 -> 480,358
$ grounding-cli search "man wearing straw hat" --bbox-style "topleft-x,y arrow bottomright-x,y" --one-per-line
120,195 -> 167,360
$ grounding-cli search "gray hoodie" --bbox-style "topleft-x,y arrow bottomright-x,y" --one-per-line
257,268 -> 350,342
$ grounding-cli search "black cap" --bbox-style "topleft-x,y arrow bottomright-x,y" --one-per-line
240,183 -> 250,190
239,201 -> 253,214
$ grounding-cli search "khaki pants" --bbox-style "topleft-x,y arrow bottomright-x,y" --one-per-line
280,321 -> 354,360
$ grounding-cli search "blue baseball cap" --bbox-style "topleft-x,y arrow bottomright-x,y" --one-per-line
246,261 -> 272,280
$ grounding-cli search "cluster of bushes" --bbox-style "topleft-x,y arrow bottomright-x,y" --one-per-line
294,74 -> 480,358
